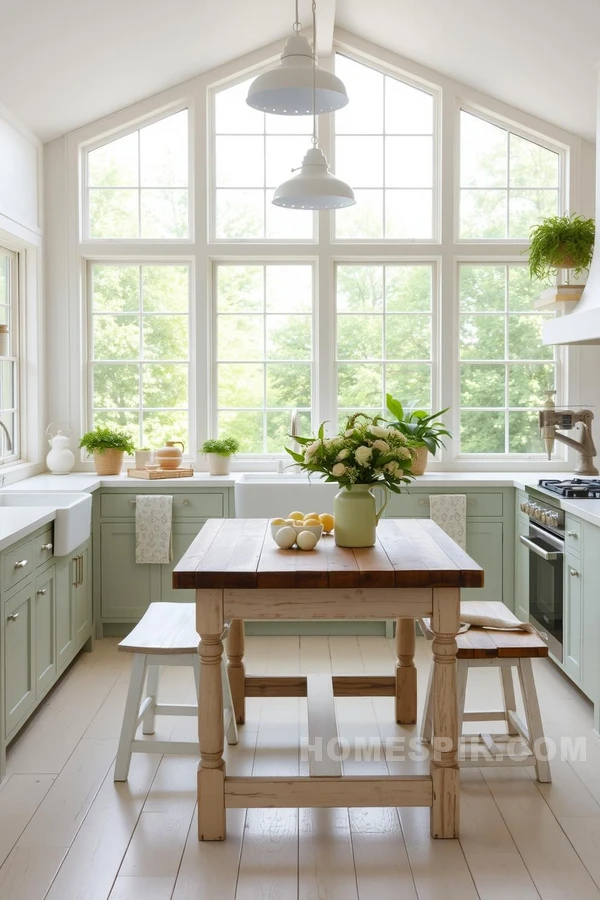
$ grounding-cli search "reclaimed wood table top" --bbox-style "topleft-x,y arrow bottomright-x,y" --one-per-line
173,517 -> 484,591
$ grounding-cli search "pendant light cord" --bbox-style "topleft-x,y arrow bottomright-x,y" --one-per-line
311,0 -> 317,146
293,0 -> 301,31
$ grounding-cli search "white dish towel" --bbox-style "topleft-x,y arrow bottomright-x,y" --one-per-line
428,493 -> 467,550
135,494 -> 173,564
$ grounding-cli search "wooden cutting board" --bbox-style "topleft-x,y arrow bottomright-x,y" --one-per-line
127,467 -> 194,479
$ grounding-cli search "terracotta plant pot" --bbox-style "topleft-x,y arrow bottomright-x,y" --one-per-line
549,248 -> 577,270
207,453 -> 231,476
411,445 -> 429,476
93,449 -> 124,475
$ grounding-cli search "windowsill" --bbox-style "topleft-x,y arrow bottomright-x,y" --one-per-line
0,460 -> 45,485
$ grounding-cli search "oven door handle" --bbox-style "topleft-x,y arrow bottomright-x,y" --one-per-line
519,534 -> 563,561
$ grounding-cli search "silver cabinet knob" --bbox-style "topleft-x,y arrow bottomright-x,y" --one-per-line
570,568 -> 580,577
567,531 -> 578,538
14,559 -> 28,569
36,589 -> 47,595
7,612 -> 19,622
41,543 -> 53,551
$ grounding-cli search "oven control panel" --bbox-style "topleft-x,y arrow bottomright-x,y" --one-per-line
520,499 -> 564,529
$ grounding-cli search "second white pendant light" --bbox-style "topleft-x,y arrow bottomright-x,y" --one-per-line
246,1 -> 348,115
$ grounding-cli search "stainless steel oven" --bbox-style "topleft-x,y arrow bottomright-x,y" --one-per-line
519,514 -> 564,661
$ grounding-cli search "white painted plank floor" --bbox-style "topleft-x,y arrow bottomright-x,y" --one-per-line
2,635 -> 600,899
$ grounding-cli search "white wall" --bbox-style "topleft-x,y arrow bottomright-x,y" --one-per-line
0,103 -> 45,478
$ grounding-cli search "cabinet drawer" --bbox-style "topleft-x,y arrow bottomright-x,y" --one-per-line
33,528 -> 55,569
100,491 -> 224,520
387,491 -> 503,519
565,516 -> 582,554
3,539 -> 34,591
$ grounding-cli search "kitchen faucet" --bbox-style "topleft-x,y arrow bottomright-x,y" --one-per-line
0,420 -> 12,456
539,393 -> 598,476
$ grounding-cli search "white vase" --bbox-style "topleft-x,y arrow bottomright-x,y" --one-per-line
135,450 -> 151,469
207,454 -> 231,476
333,484 -> 388,547
46,433 -> 75,475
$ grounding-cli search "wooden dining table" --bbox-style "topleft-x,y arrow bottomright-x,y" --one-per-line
173,516 -> 484,842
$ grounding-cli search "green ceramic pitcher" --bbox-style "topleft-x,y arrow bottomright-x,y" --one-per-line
333,484 -> 388,548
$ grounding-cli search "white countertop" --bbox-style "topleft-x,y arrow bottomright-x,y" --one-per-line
5,472 -> 239,492
0,507 -> 57,552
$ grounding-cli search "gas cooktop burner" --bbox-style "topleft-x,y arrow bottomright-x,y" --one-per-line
539,478 -> 600,498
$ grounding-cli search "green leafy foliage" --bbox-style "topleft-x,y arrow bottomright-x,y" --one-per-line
527,214 -> 595,281
79,427 -> 135,455
201,437 -> 240,457
385,394 -> 451,454
286,413 -> 418,494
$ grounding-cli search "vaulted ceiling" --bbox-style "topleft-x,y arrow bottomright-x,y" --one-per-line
2,0 -> 598,143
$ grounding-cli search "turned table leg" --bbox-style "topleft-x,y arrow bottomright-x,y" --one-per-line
197,590 -> 226,841
226,618 -> 246,725
430,587 -> 460,839
396,618 -> 417,724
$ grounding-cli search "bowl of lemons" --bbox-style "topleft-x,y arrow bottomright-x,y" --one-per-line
270,511 -> 334,550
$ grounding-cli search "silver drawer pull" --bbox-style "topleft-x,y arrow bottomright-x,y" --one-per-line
41,542 -> 53,551
567,531 -> 578,538
14,559 -> 28,569
7,613 -> 19,622
129,499 -> 189,505
36,588 -> 47,595
570,568 -> 580,577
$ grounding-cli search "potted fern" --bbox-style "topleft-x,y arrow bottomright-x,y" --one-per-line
201,437 -> 240,475
528,213 -> 594,304
79,427 -> 135,475
384,394 -> 451,475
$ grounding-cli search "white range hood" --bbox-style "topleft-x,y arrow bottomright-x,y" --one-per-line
544,75 -> 600,346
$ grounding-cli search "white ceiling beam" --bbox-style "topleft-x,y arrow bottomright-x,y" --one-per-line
315,0 -> 336,57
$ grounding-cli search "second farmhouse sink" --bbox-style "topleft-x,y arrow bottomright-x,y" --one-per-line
235,472 -> 338,518
0,492 -> 92,555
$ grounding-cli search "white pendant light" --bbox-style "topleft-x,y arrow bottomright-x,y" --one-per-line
273,147 -> 355,209
272,1 -> 355,211
246,1 -> 348,115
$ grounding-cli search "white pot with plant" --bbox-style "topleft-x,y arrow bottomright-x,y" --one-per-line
528,213 -> 595,304
79,427 -> 135,475
201,437 -> 240,475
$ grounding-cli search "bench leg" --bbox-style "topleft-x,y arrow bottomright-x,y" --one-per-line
114,654 -> 147,782
500,665 -> 518,735
142,665 -> 159,735
518,659 -> 551,783
221,657 -> 239,746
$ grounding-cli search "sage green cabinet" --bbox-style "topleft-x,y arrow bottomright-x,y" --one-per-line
55,557 -> 74,673
462,521 -> 503,603
4,582 -> 35,737
73,545 -> 91,644
100,523 -> 159,620
160,522 -> 204,604
34,566 -> 56,699
514,492 -> 529,623
564,550 -> 583,685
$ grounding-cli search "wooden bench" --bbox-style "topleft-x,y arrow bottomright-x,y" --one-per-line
114,602 -> 237,782
420,601 -> 551,782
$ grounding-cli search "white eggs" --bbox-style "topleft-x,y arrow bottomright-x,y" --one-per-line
296,530 -> 319,551
274,525 -> 297,549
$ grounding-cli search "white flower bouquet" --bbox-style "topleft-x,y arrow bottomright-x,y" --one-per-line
286,413 -> 418,493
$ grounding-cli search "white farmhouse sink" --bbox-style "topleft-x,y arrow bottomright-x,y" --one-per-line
235,473 -> 337,518
0,492 -> 92,556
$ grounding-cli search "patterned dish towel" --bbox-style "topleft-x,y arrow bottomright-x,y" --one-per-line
135,494 -> 173,564
428,493 -> 467,550
458,606 -> 537,634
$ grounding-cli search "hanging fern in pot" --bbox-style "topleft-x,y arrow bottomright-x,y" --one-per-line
527,213 -> 594,284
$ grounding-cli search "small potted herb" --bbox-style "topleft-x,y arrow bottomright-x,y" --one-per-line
79,427 -> 135,475
201,437 -> 240,475
528,213 -> 594,287
385,394 -> 451,475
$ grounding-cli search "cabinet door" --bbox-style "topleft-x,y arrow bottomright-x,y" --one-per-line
100,524 -> 159,619
161,521 -> 205,604
34,567 -> 56,699
462,522 -> 503,604
565,550 -> 582,685
73,545 -> 92,646
4,583 -> 35,736
514,512 -> 530,622
582,524 -> 600,702
56,558 -> 75,672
